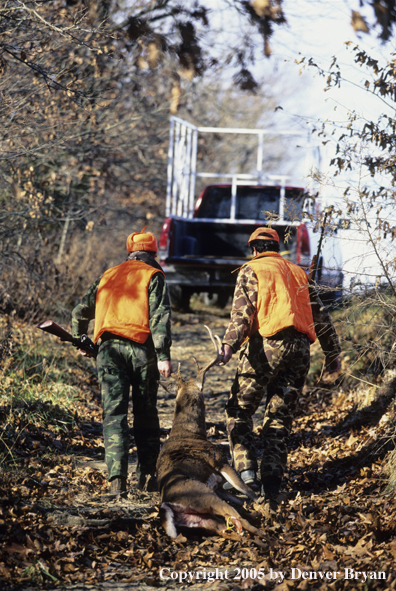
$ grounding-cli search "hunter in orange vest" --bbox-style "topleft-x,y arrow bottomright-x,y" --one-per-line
246,251 -> 316,343
72,229 -> 173,497
221,227 -> 341,502
94,260 -> 164,344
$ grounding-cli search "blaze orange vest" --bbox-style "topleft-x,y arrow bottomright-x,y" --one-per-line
247,252 -> 316,343
94,260 -> 164,344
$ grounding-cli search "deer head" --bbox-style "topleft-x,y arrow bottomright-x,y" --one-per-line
170,325 -> 223,438
178,325 -> 222,390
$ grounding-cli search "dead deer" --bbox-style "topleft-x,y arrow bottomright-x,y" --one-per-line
156,326 -> 265,541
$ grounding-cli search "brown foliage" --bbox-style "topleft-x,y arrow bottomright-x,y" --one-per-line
1,311 -> 396,588
0,1 -> 174,319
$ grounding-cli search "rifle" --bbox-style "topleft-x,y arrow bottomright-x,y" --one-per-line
308,210 -> 330,285
37,320 -> 98,358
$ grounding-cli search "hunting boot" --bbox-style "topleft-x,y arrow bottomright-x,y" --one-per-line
109,476 -> 127,498
137,473 -> 158,492
259,476 -> 283,510
240,469 -> 260,491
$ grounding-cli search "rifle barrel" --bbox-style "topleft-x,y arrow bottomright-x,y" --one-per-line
308,211 -> 330,285
308,255 -> 318,284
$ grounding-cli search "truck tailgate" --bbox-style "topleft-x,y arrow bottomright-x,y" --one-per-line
165,218 -> 296,261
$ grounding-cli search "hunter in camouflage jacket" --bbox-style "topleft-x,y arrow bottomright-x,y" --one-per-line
222,256 -> 341,500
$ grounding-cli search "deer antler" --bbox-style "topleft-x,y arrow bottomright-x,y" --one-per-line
171,363 -> 184,383
205,325 -> 222,355
194,326 -> 223,390
203,325 -> 223,371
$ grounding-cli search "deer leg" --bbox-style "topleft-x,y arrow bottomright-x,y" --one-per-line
220,464 -> 257,501
160,503 -> 178,538
229,515 -> 265,538
160,479 -> 266,540
206,501 -> 265,539
216,489 -> 244,506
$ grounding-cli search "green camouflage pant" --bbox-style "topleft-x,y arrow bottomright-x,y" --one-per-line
225,328 -> 311,491
96,337 -> 160,482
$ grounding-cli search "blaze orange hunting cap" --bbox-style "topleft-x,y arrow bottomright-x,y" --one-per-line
248,227 -> 280,244
126,227 -> 158,253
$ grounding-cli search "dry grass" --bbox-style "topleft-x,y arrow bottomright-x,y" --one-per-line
0,317 -> 94,468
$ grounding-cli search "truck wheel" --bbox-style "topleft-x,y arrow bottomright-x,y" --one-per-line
169,286 -> 192,312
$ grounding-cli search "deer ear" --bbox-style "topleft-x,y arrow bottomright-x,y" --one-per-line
171,363 -> 184,384
159,381 -> 172,393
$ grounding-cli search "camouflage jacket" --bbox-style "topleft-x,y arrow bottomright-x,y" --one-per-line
223,259 -> 341,361
71,251 -> 172,361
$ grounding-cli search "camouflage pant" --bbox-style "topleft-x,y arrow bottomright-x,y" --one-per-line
96,337 -> 160,482
225,328 -> 311,490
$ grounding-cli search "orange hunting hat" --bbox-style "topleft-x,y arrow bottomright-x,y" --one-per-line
126,227 -> 158,253
248,227 -> 280,244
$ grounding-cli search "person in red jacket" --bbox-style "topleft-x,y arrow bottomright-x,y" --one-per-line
221,227 -> 341,501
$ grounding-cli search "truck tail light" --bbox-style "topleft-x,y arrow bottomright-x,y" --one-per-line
159,217 -> 172,263
193,195 -> 203,217
296,223 -> 310,266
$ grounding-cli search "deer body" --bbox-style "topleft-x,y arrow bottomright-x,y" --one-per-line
156,327 -> 264,540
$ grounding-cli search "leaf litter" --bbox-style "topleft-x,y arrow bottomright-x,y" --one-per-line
1,305 -> 396,590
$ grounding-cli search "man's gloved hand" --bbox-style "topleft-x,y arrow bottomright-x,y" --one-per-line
221,344 -> 233,365
325,356 -> 341,374
158,360 -> 173,378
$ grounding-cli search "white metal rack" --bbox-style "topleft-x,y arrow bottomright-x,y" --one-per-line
166,116 -> 311,221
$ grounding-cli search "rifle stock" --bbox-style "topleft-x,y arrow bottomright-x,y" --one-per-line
37,320 -> 98,358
